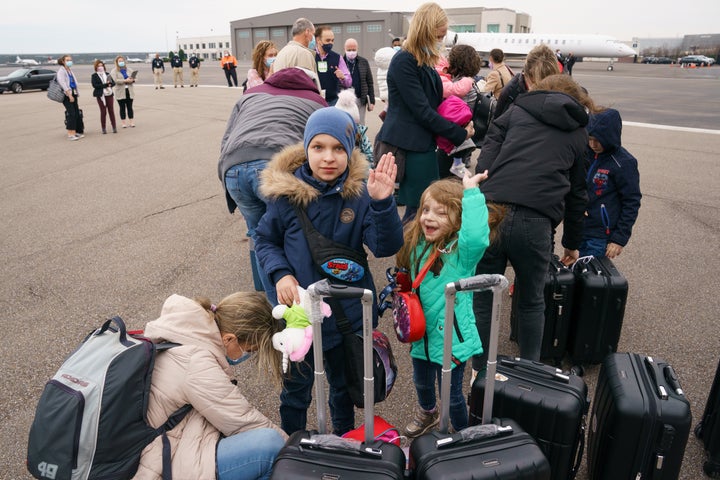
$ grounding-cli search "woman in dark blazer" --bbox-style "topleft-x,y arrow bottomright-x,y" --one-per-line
90,60 -> 117,134
374,2 -> 473,222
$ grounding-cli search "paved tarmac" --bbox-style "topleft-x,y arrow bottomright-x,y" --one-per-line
1,62 -> 719,479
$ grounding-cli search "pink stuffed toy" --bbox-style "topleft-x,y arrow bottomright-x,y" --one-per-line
271,286 -> 331,373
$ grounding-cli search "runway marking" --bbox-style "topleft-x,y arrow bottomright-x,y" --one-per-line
624,121 -> 720,135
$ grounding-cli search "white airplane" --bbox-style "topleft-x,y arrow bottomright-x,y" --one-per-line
15,55 -> 40,66
126,57 -> 143,63
445,31 -> 637,70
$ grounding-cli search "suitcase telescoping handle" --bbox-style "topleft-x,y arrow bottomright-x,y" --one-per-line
439,274 -> 509,433
307,280 -> 375,443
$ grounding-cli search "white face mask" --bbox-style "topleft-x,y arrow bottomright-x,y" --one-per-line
345,51 -> 358,60
97,67 -> 105,73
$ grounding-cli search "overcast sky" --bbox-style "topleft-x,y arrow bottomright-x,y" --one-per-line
3,0 -> 717,54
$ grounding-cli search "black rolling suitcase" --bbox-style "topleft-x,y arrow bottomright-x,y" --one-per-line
269,280 -> 406,480
695,357 -> 720,477
65,108 -> 84,134
587,353 -> 692,480
468,356 -> 589,480
409,274 -> 551,480
510,254 -> 575,364
568,256 -> 627,365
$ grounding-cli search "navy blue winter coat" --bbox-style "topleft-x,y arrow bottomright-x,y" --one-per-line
584,108 -> 642,246
255,144 -> 404,350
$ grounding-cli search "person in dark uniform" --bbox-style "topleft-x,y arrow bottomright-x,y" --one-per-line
151,53 -> 165,89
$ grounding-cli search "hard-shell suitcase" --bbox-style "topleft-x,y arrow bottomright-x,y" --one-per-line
695,357 -> 720,477
587,353 -> 692,480
468,356 -> 589,480
510,254 -> 575,364
409,274 -> 551,480
568,256 -> 628,365
269,280 -> 406,480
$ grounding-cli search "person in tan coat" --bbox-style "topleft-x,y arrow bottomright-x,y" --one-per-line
483,48 -> 514,99
135,292 -> 287,480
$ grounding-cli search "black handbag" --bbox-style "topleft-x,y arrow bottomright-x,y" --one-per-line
471,84 -> 496,147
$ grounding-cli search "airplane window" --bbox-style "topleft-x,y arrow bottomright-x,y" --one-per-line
562,40 -> 566,44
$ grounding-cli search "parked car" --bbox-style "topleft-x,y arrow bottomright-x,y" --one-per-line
642,56 -> 675,64
653,56 -> 674,64
679,55 -> 715,67
0,68 -> 56,94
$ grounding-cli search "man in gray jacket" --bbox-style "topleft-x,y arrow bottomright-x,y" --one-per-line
218,67 -> 327,299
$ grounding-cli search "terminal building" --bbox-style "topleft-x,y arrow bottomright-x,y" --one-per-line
227,7 -> 530,61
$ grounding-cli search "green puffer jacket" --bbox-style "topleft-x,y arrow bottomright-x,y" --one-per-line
409,188 -> 490,367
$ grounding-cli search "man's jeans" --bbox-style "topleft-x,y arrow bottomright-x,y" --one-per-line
472,204 -> 552,370
224,160 -> 275,301
216,428 -> 285,480
279,343 -> 355,436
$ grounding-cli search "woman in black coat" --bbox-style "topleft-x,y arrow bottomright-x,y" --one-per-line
374,2 -> 473,222
471,74 -> 596,378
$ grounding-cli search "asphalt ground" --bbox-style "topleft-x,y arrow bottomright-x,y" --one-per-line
1,61 -> 719,479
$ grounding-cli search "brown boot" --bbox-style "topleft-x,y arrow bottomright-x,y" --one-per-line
404,405 -> 439,438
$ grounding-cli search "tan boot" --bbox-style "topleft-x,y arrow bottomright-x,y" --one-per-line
404,405 -> 439,438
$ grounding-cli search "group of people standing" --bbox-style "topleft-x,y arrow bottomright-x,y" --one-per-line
56,54 -> 136,140
109,3 -> 642,479
149,52 -> 201,88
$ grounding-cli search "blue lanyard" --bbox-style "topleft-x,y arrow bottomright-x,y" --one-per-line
586,156 -> 599,183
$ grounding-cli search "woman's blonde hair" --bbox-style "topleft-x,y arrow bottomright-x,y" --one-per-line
251,40 -> 277,80
196,292 -> 283,388
405,2 -> 448,67
397,179 -> 506,270
523,44 -> 560,85
534,73 -> 598,113
114,56 -> 126,68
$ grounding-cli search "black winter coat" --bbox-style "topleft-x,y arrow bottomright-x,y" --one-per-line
476,90 -> 589,249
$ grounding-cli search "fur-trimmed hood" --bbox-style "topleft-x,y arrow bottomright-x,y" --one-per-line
260,143 -> 369,208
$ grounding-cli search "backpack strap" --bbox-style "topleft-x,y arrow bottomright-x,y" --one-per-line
153,342 -> 192,480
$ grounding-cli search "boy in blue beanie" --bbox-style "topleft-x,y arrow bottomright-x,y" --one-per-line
580,108 -> 642,258
254,107 -> 404,435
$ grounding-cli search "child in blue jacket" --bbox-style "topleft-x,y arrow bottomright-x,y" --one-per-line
254,107 -> 404,436
581,108 -> 642,258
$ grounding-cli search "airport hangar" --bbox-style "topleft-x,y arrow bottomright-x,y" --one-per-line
229,7 -> 531,62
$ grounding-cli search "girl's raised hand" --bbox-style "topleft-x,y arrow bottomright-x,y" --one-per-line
463,169 -> 488,190
367,152 -> 398,200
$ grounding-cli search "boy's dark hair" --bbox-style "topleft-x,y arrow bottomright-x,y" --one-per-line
447,44 -> 482,78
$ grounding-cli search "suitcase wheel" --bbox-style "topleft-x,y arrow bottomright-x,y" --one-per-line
569,364 -> 585,377
704,458 -> 720,478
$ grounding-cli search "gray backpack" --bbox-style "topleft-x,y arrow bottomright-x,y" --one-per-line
27,316 -> 190,480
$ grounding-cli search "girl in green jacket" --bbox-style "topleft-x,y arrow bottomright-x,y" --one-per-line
396,172 -> 502,436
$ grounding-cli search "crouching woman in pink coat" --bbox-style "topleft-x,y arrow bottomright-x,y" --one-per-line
136,292 -> 287,480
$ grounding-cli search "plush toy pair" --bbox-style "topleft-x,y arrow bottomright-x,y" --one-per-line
271,286 -> 331,373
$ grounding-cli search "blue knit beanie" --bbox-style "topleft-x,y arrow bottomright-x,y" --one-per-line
303,107 -> 357,159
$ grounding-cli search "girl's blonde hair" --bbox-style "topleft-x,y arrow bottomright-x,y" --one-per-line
405,2 -> 448,67
397,179 -> 506,270
196,292 -> 283,388
534,73 -> 598,113
396,179 -> 463,269
523,44 -> 560,85
251,40 -> 277,80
